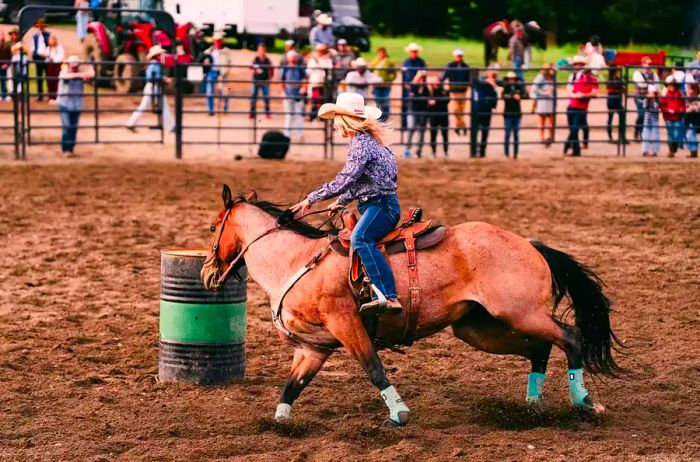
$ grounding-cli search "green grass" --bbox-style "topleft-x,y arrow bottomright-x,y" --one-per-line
359,35 -> 694,69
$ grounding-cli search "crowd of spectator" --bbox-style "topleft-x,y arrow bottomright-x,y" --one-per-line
3,15 -> 700,160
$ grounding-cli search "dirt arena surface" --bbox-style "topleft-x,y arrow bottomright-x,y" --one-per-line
1,150 -> 699,462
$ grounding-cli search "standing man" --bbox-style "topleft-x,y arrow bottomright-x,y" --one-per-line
369,47 -> 396,120
279,40 -> 296,68
0,31 -> 11,102
333,38 -> 355,87
343,58 -> 382,99
31,19 -> 51,101
441,48 -> 470,136
470,65 -> 499,157
280,50 -> 306,141
203,32 -> 225,116
501,71 -> 526,159
309,13 -> 335,49
401,42 -> 426,130
250,43 -> 273,119
565,56 -> 598,157
57,55 -> 94,157
126,46 -> 175,133
632,56 -> 660,141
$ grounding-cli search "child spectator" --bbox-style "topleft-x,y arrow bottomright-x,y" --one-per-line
405,70 -> 428,158
606,66 -> 623,142
641,85 -> 660,157
531,63 -> 555,146
425,76 -> 450,158
45,34 -> 65,103
501,71 -> 526,159
249,43 -> 273,119
660,76 -> 686,157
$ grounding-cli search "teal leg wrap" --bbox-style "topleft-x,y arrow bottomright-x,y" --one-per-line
526,372 -> 546,403
567,368 -> 590,406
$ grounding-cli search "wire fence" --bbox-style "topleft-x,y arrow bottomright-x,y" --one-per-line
3,59 -> 700,160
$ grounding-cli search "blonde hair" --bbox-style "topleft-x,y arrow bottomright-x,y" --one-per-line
334,114 -> 391,146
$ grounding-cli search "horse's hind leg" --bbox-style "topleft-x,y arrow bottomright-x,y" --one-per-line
452,304 -> 552,405
275,347 -> 332,423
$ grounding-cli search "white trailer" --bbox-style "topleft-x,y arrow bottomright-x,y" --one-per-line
163,0 -> 303,47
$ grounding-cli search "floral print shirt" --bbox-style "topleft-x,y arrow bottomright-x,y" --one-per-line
307,132 -> 398,205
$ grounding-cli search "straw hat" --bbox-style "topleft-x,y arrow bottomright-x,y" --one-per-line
505,71 -> 518,79
352,57 -> 367,68
146,45 -> 165,60
405,42 -> 422,52
571,55 -> 588,65
318,92 -> 382,120
316,13 -> 333,26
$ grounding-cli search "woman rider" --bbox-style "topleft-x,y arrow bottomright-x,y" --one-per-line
291,92 -> 403,315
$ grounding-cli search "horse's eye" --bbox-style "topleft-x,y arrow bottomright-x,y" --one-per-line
210,225 -> 216,234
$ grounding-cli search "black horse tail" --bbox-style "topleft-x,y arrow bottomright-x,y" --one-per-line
530,241 -> 625,376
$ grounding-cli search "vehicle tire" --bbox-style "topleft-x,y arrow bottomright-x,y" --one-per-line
114,53 -> 143,94
6,1 -> 22,24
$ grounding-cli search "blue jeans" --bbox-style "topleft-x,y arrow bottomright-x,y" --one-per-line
250,82 -> 270,115
642,120 -> 660,154
351,195 -> 401,300
686,119 -> 699,152
205,70 -> 226,114
566,107 -> 586,155
513,56 -> 524,80
504,115 -> 521,157
666,120 -> 684,146
59,106 -> 81,153
0,67 -> 6,98
373,86 -> 391,121
634,97 -> 645,136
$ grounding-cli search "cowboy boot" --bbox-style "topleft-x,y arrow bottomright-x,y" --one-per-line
689,150 -> 698,158
360,298 -> 403,317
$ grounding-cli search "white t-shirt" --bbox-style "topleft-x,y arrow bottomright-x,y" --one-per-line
344,70 -> 383,98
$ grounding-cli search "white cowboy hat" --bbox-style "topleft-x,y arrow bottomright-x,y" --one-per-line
147,45 -> 165,60
405,42 -> 422,52
571,55 -> 588,65
67,55 -> 80,65
316,13 -> 333,25
318,92 -> 382,120
352,57 -> 367,68
452,48 -> 464,56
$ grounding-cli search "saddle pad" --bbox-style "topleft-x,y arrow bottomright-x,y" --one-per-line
330,226 -> 447,257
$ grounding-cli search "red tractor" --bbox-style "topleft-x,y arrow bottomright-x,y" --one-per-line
82,1 -> 200,92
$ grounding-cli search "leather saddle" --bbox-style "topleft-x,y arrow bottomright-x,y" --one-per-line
329,208 -> 447,347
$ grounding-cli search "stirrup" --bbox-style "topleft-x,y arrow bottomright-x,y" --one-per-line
359,285 -> 403,316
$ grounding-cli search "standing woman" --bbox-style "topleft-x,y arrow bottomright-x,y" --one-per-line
291,92 -> 402,314
45,34 -> 65,103
531,63 -> 554,146
57,55 -> 94,157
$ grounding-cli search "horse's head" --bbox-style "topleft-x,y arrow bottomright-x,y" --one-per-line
201,184 -> 257,290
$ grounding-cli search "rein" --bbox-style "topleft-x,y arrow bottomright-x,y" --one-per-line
204,203 -> 338,287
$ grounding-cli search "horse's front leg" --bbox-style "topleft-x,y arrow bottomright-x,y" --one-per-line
323,308 -> 410,426
275,347 -> 331,423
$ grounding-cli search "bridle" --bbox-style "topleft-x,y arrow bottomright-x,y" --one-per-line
202,201 -> 339,288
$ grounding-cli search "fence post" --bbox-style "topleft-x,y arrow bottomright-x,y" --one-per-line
12,68 -> 20,160
552,68 -> 558,149
93,61 -> 99,143
469,72 -> 476,157
622,66 -> 628,157
20,55 -> 27,160
174,62 -> 184,159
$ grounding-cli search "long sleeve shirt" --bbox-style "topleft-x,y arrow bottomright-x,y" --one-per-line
307,132 -> 398,205
309,25 -> 335,48
441,61 -> 470,92
401,57 -> 426,86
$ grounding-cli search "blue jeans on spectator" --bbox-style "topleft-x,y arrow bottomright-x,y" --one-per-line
373,86 -> 391,121
504,115 -> 521,157
351,194 -> 401,300
0,67 -> 7,98
634,97 -> 645,137
59,106 -> 81,153
665,120 -> 684,148
642,120 -> 660,155
513,56 -> 524,80
686,119 -> 699,153
250,82 -> 270,116
204,69 -> 222,115
566,107 -> 586,155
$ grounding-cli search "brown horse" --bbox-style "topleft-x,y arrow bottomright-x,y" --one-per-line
201,186 -> 621,426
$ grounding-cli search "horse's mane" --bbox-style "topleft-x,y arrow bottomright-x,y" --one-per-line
248,200 -> 339,240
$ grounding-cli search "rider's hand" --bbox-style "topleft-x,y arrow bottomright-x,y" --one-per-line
328,200 -> 343,215
290,198 -> 311,216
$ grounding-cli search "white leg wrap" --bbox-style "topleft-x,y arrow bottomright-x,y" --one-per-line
380,385 -> 410,423
274,403 -> 292,422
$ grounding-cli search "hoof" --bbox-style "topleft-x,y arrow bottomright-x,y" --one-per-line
382,410 -> 410,427
575,395 -> 606,414
525,397 -> 544,413
274,403 -> 292,423
274,414 -> 291,424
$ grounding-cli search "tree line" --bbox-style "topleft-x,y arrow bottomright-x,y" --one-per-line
345,0 -> 699,47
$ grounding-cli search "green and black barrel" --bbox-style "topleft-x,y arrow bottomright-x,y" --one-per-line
159,249 -> 246,385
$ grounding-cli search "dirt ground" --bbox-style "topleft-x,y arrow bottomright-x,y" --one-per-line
0,148 -> 699,461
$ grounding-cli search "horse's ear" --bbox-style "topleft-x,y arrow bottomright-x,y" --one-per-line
244,189 -> 257,203
222,184 -> 233,208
